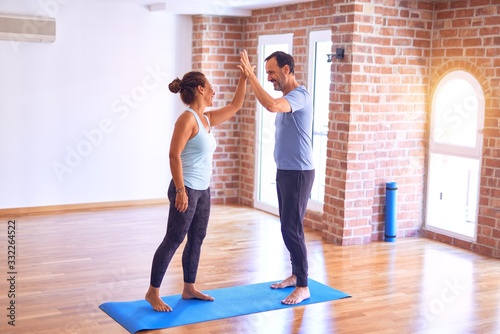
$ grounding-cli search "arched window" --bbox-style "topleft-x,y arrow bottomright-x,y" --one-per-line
426,70 -> 484,240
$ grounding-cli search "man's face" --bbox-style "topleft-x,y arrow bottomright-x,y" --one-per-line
265,57 -> 287,92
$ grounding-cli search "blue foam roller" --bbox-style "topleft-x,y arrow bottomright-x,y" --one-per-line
385,181 -> 398,242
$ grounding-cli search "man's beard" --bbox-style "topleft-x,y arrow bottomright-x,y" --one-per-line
272,77 -> 284,91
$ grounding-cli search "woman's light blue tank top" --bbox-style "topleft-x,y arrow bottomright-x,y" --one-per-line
180,108 -> 217,190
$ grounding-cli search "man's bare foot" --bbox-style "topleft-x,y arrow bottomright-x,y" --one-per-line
281,286 -> 310,305
145,286 -> 172,312
270,275 -> 297,289
182,283 -> 214,301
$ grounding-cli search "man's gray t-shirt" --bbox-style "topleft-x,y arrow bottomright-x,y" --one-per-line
274,85 -> 314,170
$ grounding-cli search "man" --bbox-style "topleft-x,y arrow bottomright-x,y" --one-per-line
239,50 -> 315,305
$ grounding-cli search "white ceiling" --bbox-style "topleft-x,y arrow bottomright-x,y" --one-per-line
88,0 -> 316,16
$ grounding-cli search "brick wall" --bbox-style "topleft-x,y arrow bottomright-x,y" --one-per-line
240,0 -> 431,245
193,0 -> 500,258
421,0 -> 500,258
192,16 -> 245,204
359,1 -> 432,243
238,2 -> 338,207
239,2 -> 342,208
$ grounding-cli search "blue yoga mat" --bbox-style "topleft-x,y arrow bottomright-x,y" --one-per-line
99,279 -> 350,333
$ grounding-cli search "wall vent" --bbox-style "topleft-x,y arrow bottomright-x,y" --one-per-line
0,13 -> 55,43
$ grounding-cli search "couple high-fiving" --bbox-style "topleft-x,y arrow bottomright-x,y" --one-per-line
145,49 -> 315,312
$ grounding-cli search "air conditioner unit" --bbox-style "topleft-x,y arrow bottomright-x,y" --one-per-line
0,13 -> 55,43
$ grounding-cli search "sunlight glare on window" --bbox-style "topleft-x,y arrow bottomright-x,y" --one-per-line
433,78 -> 478,148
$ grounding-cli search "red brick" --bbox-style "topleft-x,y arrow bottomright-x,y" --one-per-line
193,0 -> 500,255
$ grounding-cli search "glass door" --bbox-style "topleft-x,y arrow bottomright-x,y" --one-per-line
426,70 -> 484,240
254,34 -> 293,215
308,30 -> 332,211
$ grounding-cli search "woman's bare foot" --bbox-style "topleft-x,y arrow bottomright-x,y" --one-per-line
182,283 -> 214,301
281,286 -> 310,305
145,286 -> 172,312
270,275 -> 297,289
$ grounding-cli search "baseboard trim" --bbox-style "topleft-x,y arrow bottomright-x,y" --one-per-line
0,198 -> 169,217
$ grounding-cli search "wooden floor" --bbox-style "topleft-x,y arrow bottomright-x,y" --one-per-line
1,204 -> 500,334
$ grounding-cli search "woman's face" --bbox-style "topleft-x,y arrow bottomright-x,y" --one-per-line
204,80 -> 215,106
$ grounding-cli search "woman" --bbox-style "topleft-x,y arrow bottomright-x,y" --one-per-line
145,68 -> 246,312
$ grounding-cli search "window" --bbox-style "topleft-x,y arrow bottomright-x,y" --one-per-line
307,30 -> 332,209
253,31 -> 332,215
426,70 -> 484,240
254,33 -> 293,215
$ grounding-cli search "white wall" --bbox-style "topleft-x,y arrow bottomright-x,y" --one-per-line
0,0 -> 192,209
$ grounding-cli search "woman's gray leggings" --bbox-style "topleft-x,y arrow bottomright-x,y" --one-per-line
150,180 -> 211,288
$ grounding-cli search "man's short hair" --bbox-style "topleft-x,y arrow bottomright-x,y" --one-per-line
265,51 -> 295,74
